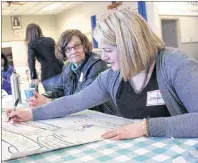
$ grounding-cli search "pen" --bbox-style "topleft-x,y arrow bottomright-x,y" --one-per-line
7,98 -> 20,122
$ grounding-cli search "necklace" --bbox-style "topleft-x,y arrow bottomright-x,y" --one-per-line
130,68 -> 149,94
130,60 -> 156,94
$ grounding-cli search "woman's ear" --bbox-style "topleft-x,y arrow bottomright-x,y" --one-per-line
82,45 -> 87,53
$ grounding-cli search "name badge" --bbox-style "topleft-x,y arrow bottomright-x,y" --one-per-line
79,73 -> 83,82
147,90 -> 165,106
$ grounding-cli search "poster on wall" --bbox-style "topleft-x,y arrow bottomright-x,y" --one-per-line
11,16 -> 22,30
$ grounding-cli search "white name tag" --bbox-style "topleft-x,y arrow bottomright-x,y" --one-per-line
147,90 -> 165,106
79,73 -> 83,82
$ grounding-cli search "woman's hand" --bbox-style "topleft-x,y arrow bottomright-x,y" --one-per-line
102,122 -> 144,140
6,108 -> 33,123
29,92 -> 49,107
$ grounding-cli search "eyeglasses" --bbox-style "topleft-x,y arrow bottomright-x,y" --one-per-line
65,43 -> 82,54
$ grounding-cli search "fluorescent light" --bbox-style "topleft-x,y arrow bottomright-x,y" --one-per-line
41,4 -> 62,11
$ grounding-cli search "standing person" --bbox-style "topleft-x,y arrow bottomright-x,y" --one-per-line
28,29 -> 117,115
1,53 -> 14,95
25,23 -> 64,92
7,10 -> 198,138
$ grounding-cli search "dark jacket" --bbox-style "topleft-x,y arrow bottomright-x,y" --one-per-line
28,37 -> 64,81
42,53 -> 117,115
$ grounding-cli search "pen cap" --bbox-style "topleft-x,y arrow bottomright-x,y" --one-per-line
11,70 -> 22,105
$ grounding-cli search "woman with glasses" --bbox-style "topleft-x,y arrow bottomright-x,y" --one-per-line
7,10 -> 198,138
28,29 -> 117,115
25,23 -> 64,92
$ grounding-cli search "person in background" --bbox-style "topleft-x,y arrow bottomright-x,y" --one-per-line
28,29 -> 117,115
25,23 -> 64,92
7,10 -> 198,138
1,53 -> 14,95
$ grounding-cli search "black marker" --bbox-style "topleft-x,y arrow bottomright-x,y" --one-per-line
7,98 -> 19,122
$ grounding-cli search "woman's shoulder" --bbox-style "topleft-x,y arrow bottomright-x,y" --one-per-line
157,47 -> 198,80
158,47 -> 195,67
7,65 -> 14,73
43,37 -> 55,42
28,37 -> 55,46
98,68 -> 119,85
88,53 -> 101,60
87,53 -> 107,65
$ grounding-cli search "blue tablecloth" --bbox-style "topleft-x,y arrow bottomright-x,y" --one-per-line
4,137 -> 198,163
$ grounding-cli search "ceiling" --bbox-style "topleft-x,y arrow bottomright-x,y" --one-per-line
1,1 -> 83,15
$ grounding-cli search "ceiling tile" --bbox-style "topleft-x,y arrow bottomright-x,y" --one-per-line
21,10 -> 38,14
31,3 -> 53,10
2,1 -> 84,16
2,10 -> 13,15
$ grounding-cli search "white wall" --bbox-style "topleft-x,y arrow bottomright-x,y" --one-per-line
146,2 -> 198,60
55,2 -> 138,36
146,2 -> 162,38
160,15 -> 198,60
2,41 -> 41,81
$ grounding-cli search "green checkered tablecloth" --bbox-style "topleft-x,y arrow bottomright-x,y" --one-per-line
4,137 -> 198,163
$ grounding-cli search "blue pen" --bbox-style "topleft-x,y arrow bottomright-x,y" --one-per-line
7,98 -> 19,122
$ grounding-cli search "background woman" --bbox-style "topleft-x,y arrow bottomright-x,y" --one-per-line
25,23 -> 64,92
1,53 -> 14,95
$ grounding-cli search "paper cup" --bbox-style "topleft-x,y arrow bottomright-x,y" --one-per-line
24,88 -> 35,100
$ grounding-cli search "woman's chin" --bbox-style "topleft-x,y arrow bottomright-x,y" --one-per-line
111,66 -> 120,71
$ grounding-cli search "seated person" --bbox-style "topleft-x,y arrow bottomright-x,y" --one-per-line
1,53 -> 14,95
7,10 -> 198,139
29,29 -> 117,115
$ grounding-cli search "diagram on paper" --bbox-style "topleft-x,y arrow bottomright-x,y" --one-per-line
2,110 -> 133,161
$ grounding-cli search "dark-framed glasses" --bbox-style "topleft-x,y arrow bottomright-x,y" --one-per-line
65,43 -> 82,54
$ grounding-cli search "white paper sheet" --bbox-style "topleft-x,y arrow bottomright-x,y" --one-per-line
2,110 -> 134,161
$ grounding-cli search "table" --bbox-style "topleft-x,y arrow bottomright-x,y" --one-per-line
2,96 -> 198,163
3,137 -> 198,163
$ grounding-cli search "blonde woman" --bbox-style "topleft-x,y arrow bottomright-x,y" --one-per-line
7,10 -> 198,138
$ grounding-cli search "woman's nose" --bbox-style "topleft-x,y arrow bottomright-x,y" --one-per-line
101,52 -> 108,61
70,47 -> 77,54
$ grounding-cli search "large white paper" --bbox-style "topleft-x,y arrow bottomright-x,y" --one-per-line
2,110 -> 133,161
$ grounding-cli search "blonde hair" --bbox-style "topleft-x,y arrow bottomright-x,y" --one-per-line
93,9 -> 164,80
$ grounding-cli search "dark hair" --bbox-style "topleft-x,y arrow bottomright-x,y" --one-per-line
55,29 -> 93,61
24,23 -> 44,44
1,53 -> 9,71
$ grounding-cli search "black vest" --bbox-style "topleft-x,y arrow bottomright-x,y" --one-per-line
116,65 -> 170,119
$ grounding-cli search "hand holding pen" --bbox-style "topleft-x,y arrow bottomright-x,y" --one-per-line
6,99 -> 33,123
7,98 -> 19,122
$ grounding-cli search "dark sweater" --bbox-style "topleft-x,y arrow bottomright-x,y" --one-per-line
42,53 -> 117,115
28,37 -> 63,81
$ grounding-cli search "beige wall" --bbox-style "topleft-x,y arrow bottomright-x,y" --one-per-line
2,15 -> 58,42
55,2 -> 138,36
2,15 -> 58,81
2,1 -> 197,81
1,2 -> 138,81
